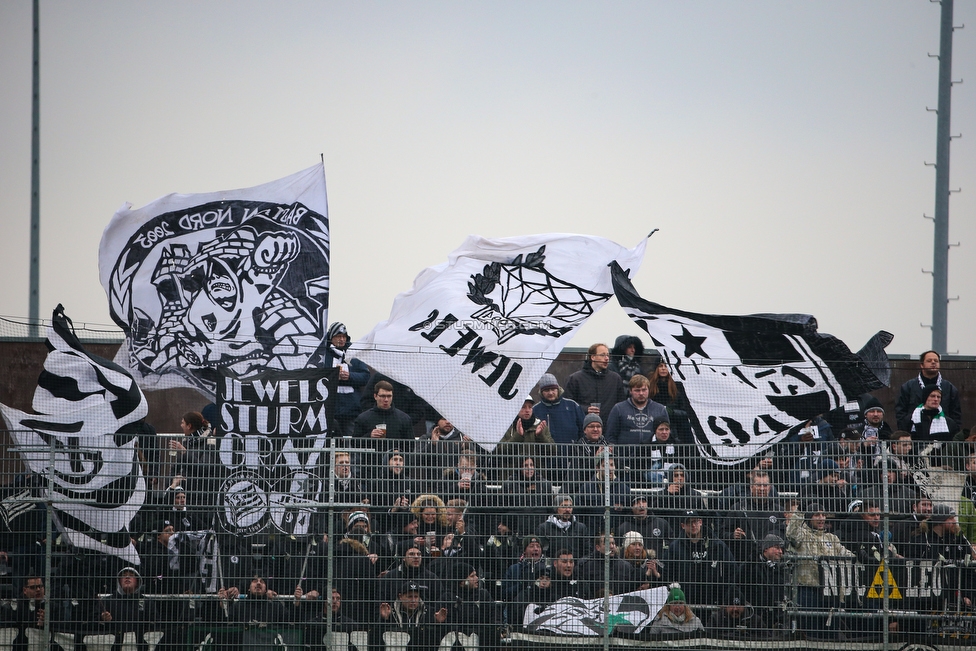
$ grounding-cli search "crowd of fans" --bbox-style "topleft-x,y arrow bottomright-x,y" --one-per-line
1,329 -> 974,649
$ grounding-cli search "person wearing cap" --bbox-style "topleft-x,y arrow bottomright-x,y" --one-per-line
496,398 -> 554,480
858,393 -> 893,441
535,495 -> 589,559
648,586 -> 704,636
616,495 -> 672,561
738,534 -> 790,632
902,504 -> 976,608
381,545 -> 440,606
707,586 -> 766,640
661,510 -> 735,606
604,374 -> 668,481
376,581 -> 446,650
619,530 -> 664,590
532,373 -> 585,445
895,350 -> 962,433
322,322 -> 370,438
501,535 -> 548,601
563,343 -> 627,425
908,385 -> 960,447
511,549 -> 580,627
436,562 -> 501,647
785,503 -> 854,639
652,464 -> 707,535
567,413 -> 611,490
97,567 -> 162,646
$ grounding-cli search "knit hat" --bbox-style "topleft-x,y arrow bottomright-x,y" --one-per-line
930,504 -> 955,524
327,322 -> 348,341
805,503 -> 826,521
583,414 -> 603,428
666,587 -> 686,603
347,511 -> 370,530
538,373 -> 560,390
921,385 -> 943,403
523,535 -> 544,551
761,533 -> 785,551
622,531 -> 644,549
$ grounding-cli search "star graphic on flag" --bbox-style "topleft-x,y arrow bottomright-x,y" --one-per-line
605,613 -> 633,633
674,326 -> 709,359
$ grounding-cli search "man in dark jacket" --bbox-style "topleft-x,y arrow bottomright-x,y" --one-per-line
353,381 -> 415,447
662,511 -> 736,606
563,343 -> 627,425
895,350 -> 963,432
322,322 -> 370,437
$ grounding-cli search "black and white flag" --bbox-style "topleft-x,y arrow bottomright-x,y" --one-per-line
0,305 -> 148,564
215,367 -> 336,537
98,164 -> 330,397
522,586 -> 669,636
351,234 -> 647,449
611,262 -> 892,464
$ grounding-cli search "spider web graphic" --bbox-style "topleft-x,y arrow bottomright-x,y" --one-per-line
471,259 -> 612,343
498,262 -> 611,323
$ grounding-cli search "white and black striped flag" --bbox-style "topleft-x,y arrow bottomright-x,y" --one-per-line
610,262 -> 892,465
0,305 -> 148,564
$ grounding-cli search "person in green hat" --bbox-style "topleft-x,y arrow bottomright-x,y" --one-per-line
649,585 -> 704,636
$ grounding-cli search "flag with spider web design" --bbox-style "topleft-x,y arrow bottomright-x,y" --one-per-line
351,234 -> 647,450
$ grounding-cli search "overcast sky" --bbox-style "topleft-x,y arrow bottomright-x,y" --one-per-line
1,1 -> 973,358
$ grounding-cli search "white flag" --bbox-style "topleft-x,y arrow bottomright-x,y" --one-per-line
0,306 -> 147,564
98,164 -> 330,397
522,586 -> 669,636
351,234 -> 647,449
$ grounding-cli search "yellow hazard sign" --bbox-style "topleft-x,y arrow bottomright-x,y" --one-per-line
867,562 -> 902,599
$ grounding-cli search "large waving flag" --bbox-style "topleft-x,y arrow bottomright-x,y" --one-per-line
0,305 -> 148,563
98,164 -> 330,397
610,262 -> 892,465
351,234 -> 648,449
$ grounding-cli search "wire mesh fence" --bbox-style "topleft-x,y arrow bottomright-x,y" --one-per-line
2,431 -> 976,651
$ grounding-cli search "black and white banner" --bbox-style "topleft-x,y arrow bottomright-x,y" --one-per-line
522,586 -> 669,636
0,305 -> 147,564
98,164 -> 330,397
611,262 -> 892,464
215,367 -> 336,536
351,234 -> 647,449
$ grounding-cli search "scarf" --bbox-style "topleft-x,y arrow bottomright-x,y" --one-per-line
912,405 -> 949,435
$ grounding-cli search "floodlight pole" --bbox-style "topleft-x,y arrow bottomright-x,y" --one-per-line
29,0 -> 41,338
931,0 -> 955,354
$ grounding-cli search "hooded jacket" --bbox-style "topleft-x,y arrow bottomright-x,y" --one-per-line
532,388 -> 585,445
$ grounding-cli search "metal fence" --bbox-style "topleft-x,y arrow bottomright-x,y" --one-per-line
2,432 -> 975,651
